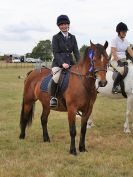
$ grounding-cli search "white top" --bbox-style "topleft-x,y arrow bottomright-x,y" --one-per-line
61,31 -> 68,38
111,36 -> 130,59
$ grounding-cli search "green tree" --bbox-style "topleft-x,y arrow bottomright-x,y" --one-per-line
0,55 -> 4,61
31,40 -> 52,61
80,44 -> 88,58
25,53 -> 32,58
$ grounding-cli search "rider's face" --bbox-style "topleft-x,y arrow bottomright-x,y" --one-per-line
59,23 -> 69,33
119,31 -> 127,39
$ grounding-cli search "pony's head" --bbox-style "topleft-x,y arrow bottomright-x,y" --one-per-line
87,41 -> 109,87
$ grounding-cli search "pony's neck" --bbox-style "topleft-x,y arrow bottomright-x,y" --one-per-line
78,56 -> 91,75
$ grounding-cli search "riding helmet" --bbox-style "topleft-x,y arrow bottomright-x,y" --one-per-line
116,22 -> 128,33
57,15 -> 70,26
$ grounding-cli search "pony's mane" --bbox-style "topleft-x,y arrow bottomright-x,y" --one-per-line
83,46 -> 90,59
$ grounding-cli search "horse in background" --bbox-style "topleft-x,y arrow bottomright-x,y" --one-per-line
87,59 -> 133,133
87,45 -> 133,132
19,41 -> 109,155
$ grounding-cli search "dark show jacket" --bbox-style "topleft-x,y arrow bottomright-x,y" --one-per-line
52,31 -> 80,67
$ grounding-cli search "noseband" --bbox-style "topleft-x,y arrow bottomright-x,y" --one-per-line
94,67 -> 107,73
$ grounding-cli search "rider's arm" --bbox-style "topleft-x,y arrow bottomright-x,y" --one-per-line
111,47 -> 119,61
52,35 -> 64,67
127,46 -> 133,58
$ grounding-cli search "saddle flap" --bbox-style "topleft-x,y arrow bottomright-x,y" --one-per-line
58,70 -> 70,94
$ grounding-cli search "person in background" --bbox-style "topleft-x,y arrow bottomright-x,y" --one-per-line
110,22 -> 133,94
50,14 -> 80,107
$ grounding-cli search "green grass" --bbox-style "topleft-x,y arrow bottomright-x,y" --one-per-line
0,67 -> 133,177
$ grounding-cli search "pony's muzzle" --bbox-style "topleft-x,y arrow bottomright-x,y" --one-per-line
98,80 -> 107,87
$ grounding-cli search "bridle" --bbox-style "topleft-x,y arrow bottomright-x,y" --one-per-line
87,49 -> 107,77
94,67 -> 107,74
69,49 -> 107,80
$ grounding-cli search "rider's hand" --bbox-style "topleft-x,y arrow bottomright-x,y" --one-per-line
62,63 -> 69,69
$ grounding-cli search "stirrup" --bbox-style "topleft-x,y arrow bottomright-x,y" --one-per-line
112,86 -> 121,94
50,97 -> 58,107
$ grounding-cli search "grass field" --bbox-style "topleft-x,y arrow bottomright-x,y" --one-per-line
0,67 -> 133,177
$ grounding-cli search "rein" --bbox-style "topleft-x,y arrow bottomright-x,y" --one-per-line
69,68 -> 95,79
68,65 -> 107,80
68,66 -> 96,93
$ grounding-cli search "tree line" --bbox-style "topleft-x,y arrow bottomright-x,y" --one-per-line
26,40 -> 88,61
1,39 -> 132,62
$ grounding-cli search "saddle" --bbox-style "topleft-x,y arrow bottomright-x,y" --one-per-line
40,69 -> 70,96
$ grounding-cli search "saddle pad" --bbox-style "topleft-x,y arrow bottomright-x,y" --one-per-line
40,72 -> 70,93
59,71 -> 70,93
40,74 -> 52,92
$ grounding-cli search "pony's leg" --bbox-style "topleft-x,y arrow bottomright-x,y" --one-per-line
79,107 -> 94,152
41,105 -> 50,142
87,112 -> 95,129
124,96 -> 133,133
19,101 -> 35,139
79,118 -> 87,152
67,108 -> 77,155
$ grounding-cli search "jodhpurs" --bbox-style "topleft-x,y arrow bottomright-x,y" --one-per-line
52,67 -> 62,83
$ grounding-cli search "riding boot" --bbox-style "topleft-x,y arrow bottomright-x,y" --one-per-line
112,72 -> 123,94
50,80 -> 58,107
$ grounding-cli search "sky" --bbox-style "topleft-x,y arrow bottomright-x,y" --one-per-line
0,0 -> 133,55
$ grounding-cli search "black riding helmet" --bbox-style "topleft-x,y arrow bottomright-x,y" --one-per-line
116,22 -> 128,33
57,15 -> 70,26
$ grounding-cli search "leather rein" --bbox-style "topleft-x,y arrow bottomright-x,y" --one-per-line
69,66 -> 107,79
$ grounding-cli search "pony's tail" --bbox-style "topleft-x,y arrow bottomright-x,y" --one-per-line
20,98 -> 35,127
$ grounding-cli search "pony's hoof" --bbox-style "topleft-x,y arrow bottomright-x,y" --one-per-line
79,146 -> 87,152
124,128 -> 131,133
87,123 -> 95,129
69,148 -> 77,155
43,137 -> 50,142
19,134 -> 25,139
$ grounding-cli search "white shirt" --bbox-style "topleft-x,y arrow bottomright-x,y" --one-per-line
61,31 -> 68,38
111,36 -> 130,59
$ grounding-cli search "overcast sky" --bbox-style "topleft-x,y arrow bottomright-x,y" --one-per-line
0,0 -> 133,55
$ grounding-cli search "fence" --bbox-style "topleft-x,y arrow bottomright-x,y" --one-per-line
0,61 -> 52,69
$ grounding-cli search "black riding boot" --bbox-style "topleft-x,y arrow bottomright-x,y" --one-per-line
50,80 -> 58,107
112,72 -> 123,94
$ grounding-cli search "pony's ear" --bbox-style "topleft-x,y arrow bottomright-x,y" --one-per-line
104,41 -> 108,49
90,40 -> 96,51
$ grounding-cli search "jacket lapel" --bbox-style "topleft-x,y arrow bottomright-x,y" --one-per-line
58,32 -> 66,41
58,31 -> 71,41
